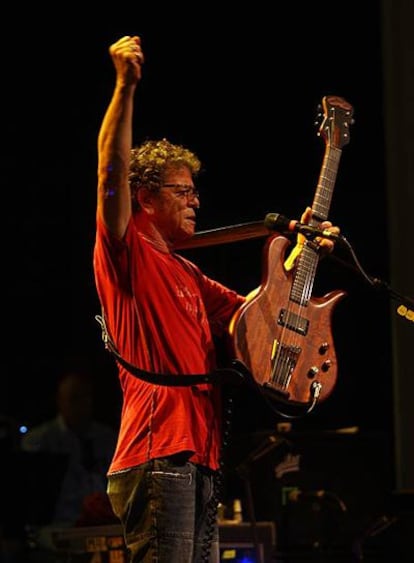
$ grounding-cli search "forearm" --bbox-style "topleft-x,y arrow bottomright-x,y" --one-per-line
97,82 -> 136,236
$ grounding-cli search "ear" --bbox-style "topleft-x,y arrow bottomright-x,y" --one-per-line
136,187 -> 156,214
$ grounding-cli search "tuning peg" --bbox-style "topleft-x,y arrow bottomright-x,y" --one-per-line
314,104 -> 323,130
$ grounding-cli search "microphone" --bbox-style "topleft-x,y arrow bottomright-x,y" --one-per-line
264,213 -> 341,242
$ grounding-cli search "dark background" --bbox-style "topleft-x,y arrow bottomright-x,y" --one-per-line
0,0 -> 414,560
2,3 -> 413,547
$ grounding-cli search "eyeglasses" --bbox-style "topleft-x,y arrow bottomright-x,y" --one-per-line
162,184 -> 200,201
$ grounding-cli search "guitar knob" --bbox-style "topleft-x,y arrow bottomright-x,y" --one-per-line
307,366 -> 319,379
321,360 -> 332,372
319,342 -> 329,354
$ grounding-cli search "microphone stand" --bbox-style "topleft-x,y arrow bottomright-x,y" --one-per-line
175,220 -> 270,249
235,434 -> 289,563
175,216 -> 413,316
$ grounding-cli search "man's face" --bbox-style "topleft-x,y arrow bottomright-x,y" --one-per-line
150,167 -> 200,244
57,375 -> 93,432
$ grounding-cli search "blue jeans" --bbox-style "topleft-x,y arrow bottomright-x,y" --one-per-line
107,455 -> 220,563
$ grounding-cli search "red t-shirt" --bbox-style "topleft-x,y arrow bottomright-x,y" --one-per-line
93,216 -> 245,473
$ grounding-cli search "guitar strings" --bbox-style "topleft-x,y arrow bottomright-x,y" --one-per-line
271,242 -> 318,392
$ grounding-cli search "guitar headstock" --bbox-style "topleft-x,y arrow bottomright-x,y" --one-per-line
316,95 -> 354,149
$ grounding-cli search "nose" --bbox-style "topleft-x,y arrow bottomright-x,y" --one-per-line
188,194 -> 200,208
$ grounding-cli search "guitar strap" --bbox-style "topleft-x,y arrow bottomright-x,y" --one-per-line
95,313 -> 247,387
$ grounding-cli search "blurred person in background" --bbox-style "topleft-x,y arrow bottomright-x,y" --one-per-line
21,367 -> 118,529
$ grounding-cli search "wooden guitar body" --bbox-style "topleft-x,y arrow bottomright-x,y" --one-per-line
229,234 -> 346,406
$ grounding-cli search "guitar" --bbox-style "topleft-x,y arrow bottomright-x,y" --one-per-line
229,95 -> 354,413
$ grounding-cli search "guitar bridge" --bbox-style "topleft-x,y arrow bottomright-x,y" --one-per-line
278,308 -> 309,336
270,341 -> 301,389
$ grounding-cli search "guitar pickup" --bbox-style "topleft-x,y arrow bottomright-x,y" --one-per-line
278,309 -> 309,336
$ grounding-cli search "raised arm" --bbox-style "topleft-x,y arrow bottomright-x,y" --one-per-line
97,35 -> 144,238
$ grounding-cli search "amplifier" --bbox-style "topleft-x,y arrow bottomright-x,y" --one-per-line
219,521 -> 276,562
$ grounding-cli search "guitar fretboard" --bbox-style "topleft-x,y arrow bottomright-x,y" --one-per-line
290,144 -> 342,306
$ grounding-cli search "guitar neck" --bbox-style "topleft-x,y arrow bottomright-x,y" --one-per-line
311,144 -> 342,225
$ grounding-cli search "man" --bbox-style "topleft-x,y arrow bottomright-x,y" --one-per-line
21,369 -> 117,527
93,35 -> 340,563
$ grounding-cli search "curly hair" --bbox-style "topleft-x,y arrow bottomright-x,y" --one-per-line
129,138 -> 201,208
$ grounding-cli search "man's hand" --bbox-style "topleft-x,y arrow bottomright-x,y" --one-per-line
109,35 -> 144,84
284,206 -> 341,271
300,206 -> 340,254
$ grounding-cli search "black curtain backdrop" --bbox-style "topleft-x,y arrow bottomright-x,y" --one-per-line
381,0 -> 414,494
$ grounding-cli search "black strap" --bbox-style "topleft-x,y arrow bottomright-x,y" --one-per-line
95,314 -> 248,387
